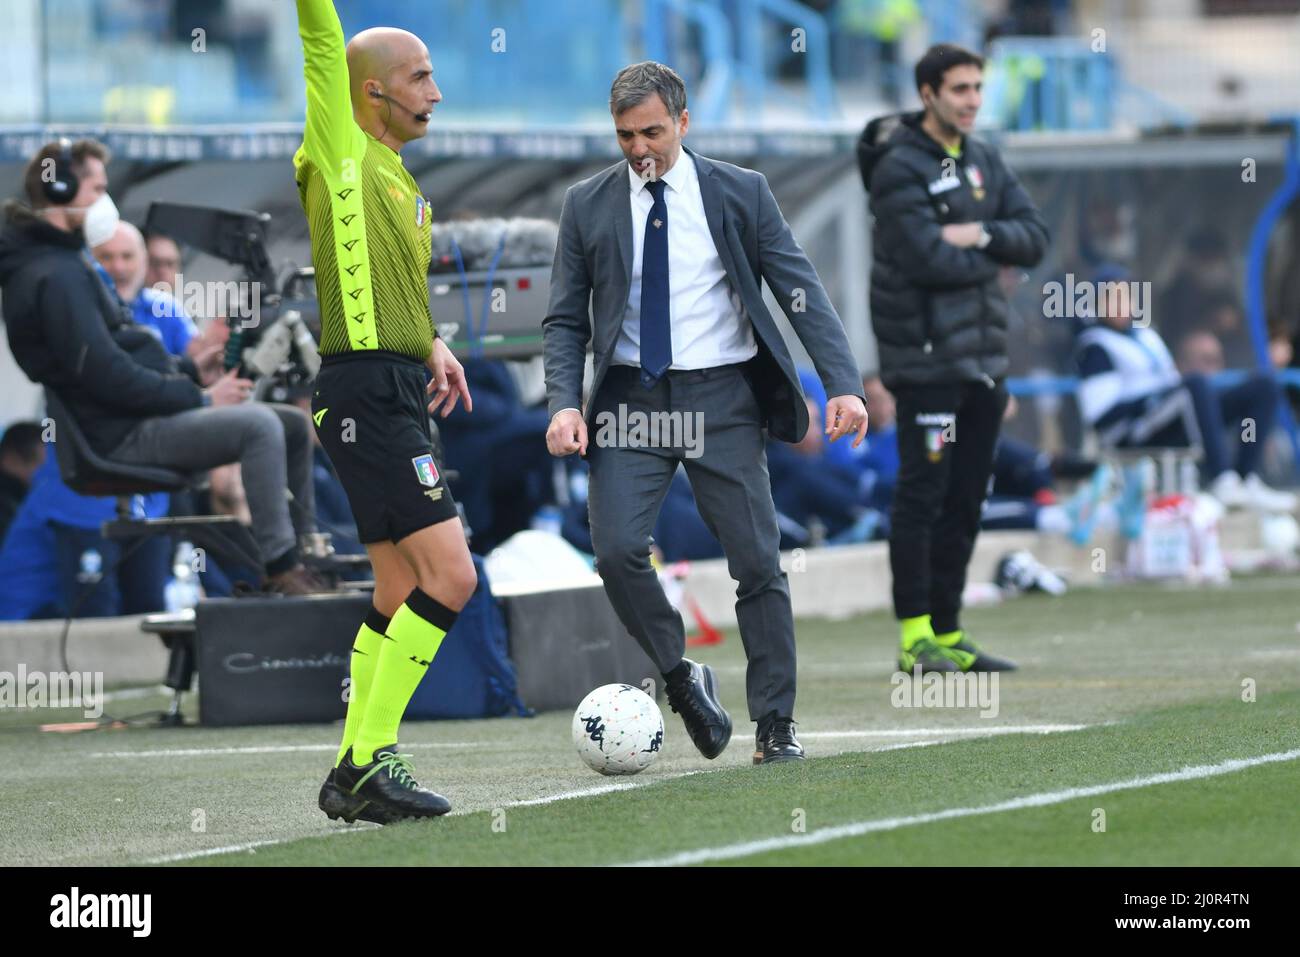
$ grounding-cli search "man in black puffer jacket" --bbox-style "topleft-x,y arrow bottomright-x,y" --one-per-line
857,44 -> 1048,675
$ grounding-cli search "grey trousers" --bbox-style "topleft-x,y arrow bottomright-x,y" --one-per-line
587,363 -> 796,722
109,403 -> 315,568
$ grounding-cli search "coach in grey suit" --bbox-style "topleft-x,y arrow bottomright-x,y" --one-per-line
543,62 -> 867,765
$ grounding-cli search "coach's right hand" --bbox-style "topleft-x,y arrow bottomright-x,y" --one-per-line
203,368 -> 254,406
546,409 -> 588,457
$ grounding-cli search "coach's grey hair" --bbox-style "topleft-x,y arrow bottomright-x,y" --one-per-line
609,61 -> 687,119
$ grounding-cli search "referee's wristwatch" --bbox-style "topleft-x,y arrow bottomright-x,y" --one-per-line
975,222 -> 993,249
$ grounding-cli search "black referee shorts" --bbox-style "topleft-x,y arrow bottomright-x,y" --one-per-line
311,351 -> 459,544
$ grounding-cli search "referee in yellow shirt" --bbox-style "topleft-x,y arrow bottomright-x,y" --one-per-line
294,0 -> 476,823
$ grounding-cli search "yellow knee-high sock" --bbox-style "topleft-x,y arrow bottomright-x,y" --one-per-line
899,614 -> 934,650
933,628 -> 964,647
335,608 -> 388,767
352,588 -> 458,766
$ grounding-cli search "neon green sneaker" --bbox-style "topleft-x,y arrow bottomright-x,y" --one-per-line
897,637 -> 961,674
934,632 -> 1018,672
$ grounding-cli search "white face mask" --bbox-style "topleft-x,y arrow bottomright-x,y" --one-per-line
79,194 -> 120,249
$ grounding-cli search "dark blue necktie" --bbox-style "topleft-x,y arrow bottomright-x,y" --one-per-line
639,179 -> 671,387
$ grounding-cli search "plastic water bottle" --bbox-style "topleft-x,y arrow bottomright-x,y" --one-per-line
164,541 -> 202,612
530,505 -> 563,537
569,468 -> 590,504
568,469 -> 589,505
77,548 -> 103,585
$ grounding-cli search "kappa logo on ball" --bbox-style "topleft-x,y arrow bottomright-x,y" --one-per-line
412,453 -> 440,487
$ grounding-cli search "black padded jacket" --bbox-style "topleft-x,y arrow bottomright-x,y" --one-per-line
0,207 -> 202,456
857,111 -> 1048,389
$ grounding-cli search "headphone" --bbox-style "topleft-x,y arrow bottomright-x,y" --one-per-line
42,138 -> 79,206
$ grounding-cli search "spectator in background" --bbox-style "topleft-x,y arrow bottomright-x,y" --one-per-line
0,216 -> 214,619
1176,328 -> 1225,377
655,376 -> 885,561
439,359 -> 554,552
771,369 -> 891,533
1160,228 -> 1254,369
94,221 -> 195,355
289,388 -> 369,577
0,137 -> 320,595
143,229 -> 183,297
0,218 -> 183,620
0,453 -> 178,621
652,469 -> 725,561
1076,267 -> 1295,512
0,421 -> 45,546
96,221 -> 230,386
836,0 -> 921,106
1268,319 -> 1294,371
858,376 -> 1108,539
766,394 -> 883,544
861,375 -> 899,510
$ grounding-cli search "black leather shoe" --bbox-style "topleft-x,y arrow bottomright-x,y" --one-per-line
318,767 -> 402,825
753,717 -> 804,765
334,745 -> 452,819
665,659 -> 732,759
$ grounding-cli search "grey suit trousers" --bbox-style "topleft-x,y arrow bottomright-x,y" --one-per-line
586,362 -> 796,722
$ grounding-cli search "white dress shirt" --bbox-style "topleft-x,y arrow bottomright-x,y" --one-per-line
612,150 -> 757,370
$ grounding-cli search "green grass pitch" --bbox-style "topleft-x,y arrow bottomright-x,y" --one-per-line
2,574 -> 1297,866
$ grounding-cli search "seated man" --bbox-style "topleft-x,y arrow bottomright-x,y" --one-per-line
766,396 -> 881,543
0,138 -> 321,592
438,358 -> 554,551
95,221 -> 233,381
143,229 -> 183,297
93,221 -> 196,355
857,376 -> 1110,539
1176,328 -> 1225,378
1075,266 -> 1295,512
0,421 -> 45,546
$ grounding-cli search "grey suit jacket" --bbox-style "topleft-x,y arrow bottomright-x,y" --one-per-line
542,146 -> 864,443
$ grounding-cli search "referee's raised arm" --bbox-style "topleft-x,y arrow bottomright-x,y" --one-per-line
295,0 -> 360,169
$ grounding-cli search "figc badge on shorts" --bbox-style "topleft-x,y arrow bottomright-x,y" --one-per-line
412,453 -> 440,487
925,427 -> 947,463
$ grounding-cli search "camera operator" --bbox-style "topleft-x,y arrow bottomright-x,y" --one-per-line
0,138 -> 322,594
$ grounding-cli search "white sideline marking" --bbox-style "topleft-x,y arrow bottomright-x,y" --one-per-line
506,769 -> 710,807
619,748 -> 1300,867
90,743 -> 477,758
801,724 -> 1087,739
875,740 -> 941,752
127,725 -> 1078,863
145,825 -> 379,864
140,771 -> 712,864
97,726 -> 1082,759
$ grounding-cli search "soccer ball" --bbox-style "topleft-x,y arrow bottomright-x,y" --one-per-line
572,684 -> 664,776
